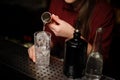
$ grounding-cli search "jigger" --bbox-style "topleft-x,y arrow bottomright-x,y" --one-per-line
41,12 -> 52,24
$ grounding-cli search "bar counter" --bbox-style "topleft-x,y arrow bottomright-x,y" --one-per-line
0,38 -> 66,80
0,38 -> 118,80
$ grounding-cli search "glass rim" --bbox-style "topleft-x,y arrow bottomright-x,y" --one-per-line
34,31 -> 51,37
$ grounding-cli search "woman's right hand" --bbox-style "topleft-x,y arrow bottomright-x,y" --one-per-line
28,45 -> 36,62
48,14 -> 75,39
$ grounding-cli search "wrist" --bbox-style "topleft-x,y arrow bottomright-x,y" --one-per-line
67,27 -> 75,39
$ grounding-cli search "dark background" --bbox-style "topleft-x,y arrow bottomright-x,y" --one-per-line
0,0 -> 50,43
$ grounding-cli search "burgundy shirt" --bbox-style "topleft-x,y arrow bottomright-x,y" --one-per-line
46,0 -> 115,60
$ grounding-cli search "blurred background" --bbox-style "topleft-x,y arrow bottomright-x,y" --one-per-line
0,0 -> 50,46
0,0 -> 120,79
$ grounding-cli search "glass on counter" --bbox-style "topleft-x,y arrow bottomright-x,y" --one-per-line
34,31 -> 51,67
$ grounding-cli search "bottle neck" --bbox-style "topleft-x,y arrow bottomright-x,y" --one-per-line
92,27 -> 102,53
73,29 -> 81,40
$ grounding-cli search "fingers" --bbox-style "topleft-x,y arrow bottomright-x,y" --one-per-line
51,14 -> 61,24
28,45 -> 36,62
48,14 -> 61,34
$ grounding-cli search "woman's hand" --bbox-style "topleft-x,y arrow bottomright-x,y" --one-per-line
28,45 -> 36,62
48,14 -> 75,39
